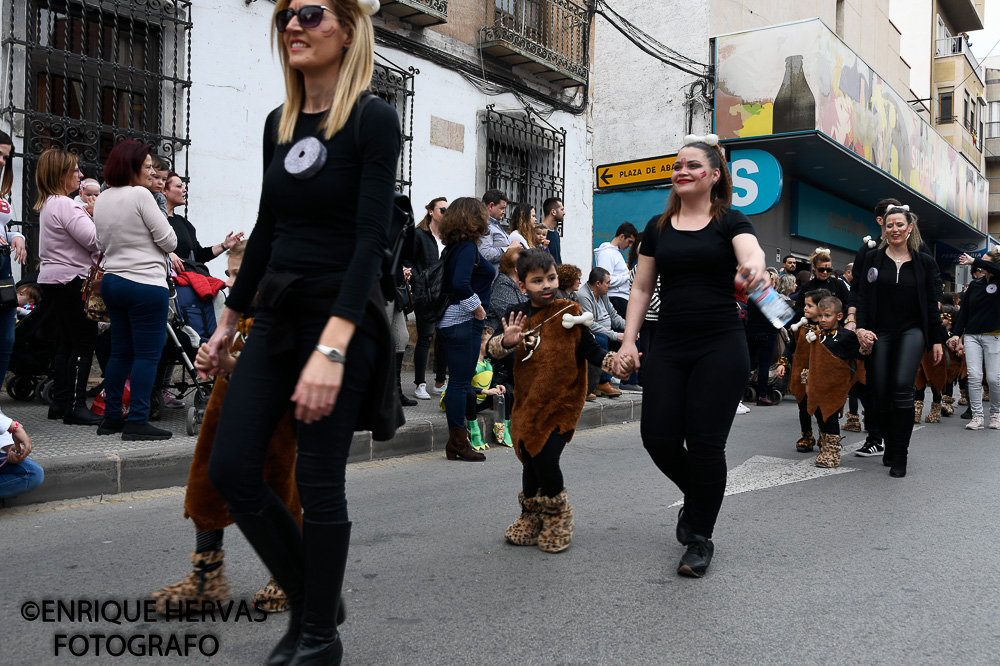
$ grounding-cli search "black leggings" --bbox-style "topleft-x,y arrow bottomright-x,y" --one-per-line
521,429 -> 570,498
915,385 -> 942,403
41,279 -> 98,404
640,328 -> 749,539
867,328 -> 925,455
209,308 -> 376,523
413,316 -> 447,386
797,400 -> 839,435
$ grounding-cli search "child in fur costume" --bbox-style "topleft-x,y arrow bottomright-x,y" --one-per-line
150,243 -> 310,618
914,316 -> 951,423
939,308 -> 965,417
777,296 -> 865,467
486,250 -> 621,554
776,288 -> 830,452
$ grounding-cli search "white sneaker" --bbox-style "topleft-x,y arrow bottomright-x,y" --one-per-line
966,416 -> 985,430
990,414 -> 1000,430
414,383 -> 431,400
432,382 -> 447,394
736,402 -> 750,415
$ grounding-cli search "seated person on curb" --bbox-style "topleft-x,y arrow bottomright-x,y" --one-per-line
487,249 -> 628,554
577,267 -> 625,398
777,295 -> 865,469
0,414 -> 43,501
150,241 -> 320,619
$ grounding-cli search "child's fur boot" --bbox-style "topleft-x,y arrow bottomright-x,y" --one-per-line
814,433 -> 842,468
505,491 -> 544,546
843,413 -> 861,432
536,489 -> 574,554
150,550 -> 230,615
251,576 -> 290,613
795,430 -> 816,452
925,402 -> 942,423
913,400 -> 924,424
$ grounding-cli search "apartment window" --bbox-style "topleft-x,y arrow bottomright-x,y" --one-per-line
483,105 -> 565,230
987,101 -> 1000,139
938,90 -> 954,124
2,0 -> 191,264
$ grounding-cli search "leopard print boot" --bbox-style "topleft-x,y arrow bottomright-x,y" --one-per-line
251,576 -> 290,613
814,433 -> 841,468
942,401 -> 955,417
150,550 -> 231,615
959,389 -> 969,406
843,413 -> 861,432
913,400 -> 923,424
504,491 -> 544,546
795,431 -> 816,452
536,489 -> 574,554
925,402 -> 942,423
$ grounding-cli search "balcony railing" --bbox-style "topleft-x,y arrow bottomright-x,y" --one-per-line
478,0 -> 590,87
937,115 -> 957,124
936,36 -> 981,77
380,0 -> 448,27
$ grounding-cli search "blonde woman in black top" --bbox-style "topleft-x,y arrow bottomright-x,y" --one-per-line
854,206 -> 942,478
201,1 -> 401,664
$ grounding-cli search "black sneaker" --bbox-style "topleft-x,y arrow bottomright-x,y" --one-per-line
855,440 -> 884,457
677,534 -> 714,578
97,417 -> 126,436
961,406 -> 973,420
121,422 -> 173,441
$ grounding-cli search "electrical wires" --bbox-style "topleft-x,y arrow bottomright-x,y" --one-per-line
593,0 -> 710,79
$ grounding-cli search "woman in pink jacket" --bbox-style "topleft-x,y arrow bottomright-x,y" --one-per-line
34,148 -> 103,426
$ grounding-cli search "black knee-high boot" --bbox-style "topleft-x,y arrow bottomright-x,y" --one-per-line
288,520 -> 351,666
879,410 -> 895,467
396,353 -> 416,407
229,503 -> 305,666
64,352 -> 103,425
889,407 -> 914,478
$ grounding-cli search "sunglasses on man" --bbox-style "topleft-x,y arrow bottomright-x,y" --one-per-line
275,5 -> 335,32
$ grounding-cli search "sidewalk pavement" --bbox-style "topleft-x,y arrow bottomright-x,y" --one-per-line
0,370 -> 642,508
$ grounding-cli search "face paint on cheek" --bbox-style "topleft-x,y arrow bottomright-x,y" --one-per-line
676,158 -> 686,172
699,171 -> 708,178
321,26 -> 337,37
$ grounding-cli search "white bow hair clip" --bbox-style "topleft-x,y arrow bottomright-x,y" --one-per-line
683,134 -> 719,147
889,204 -> 910,212
805,331 -> 818,343
357,0 -> 380,15
813,247 -> 831,255
562,312 -> 594,329
790,317 -> 808,332
863,235 -> 876,249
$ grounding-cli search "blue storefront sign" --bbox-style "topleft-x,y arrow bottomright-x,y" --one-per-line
936,241 -> 986,265
593,149 -> 784,247
790,182 -> 880,251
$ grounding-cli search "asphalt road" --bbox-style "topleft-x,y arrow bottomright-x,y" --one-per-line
2,398 -> 998,665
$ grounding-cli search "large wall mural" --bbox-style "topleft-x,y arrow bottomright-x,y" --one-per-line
714,19 -> 988,234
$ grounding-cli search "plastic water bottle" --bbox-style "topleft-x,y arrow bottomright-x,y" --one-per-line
747,281 -> 795,328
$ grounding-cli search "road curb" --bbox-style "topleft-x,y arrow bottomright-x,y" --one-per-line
1,397 -> 643,508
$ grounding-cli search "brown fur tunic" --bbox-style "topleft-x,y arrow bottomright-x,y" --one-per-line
510,300 -> 587,461
183,318 -> 301,532
915,351 -> 947,393
788,326 -> 813,404
806,342 -> 858,419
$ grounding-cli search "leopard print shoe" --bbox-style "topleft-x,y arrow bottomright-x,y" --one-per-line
925,402 -> 941,423
843,413 -> 861,432
150,550 -> 231,615
252,576 -> 290,613
505,492 -> 544,546
536,489 -> 574,554
814,434 -> 842,468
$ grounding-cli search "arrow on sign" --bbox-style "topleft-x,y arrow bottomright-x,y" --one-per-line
600,168 -> 612,186
669,454 -> 858,507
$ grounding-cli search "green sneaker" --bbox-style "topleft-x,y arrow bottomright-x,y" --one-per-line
469,420 -> 489,450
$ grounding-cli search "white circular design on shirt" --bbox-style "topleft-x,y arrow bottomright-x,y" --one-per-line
987,283 -> 998,294
867,267 -> 878,283
284,137 -> 327,180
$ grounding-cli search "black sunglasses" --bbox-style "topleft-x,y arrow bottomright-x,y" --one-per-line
275,5 -> 335,32
815,267 -> 833,273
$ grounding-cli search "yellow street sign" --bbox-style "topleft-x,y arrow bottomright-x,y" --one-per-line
596,154 -> 678,189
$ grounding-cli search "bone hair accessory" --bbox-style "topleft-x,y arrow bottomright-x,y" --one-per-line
790,317 -> 808,332
284,137 -> 327,180
863,235 -> 877,249
357,0 -> 380,15
683,133 -> 719,147
887,204 -> 910,212
561,311 -> 594,329
813,247 -> 831,256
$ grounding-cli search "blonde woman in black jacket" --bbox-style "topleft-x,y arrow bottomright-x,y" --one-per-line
854,206 -> 943,478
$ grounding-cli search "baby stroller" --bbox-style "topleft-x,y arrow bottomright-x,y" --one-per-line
149,287 -> 214,435
5,299 -> 58,402
744,364 -> 785,404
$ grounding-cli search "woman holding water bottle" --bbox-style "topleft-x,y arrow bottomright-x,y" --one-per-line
613,134 -> 773,578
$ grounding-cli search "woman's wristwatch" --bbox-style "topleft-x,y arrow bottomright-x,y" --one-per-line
315,344 -> 346,364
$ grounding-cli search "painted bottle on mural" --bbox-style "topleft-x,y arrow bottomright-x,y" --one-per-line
772,55 -> 815,134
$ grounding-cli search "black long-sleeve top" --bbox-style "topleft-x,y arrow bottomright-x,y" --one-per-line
954,258 -> 1000,337
848,238 -> 941,309
168,214 -> 216,266
408,226 -> 439,276
228,100 -> 402,324
855,247 -> 942,347
794,275 -> 850,320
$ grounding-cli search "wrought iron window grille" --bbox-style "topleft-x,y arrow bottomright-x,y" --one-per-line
372,52 -> 416,195
483,104 -> 565,233
2,0 -> 192,266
